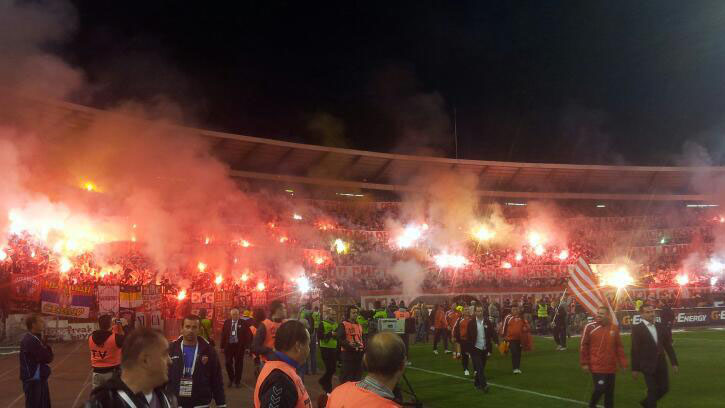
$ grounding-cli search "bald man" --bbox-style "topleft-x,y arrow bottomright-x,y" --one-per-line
326,332 -> 405,407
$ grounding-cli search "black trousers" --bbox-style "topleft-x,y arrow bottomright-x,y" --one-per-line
470,348 -> 488,388
510,340 -> 522,370
23,379 -> 51,408
340,351 -> 363,383
400,333 -> 410,359
553,325 -> 567,347
319,347 -> 338,393
224,343 -> 245,385
641,359 -> 670,408
461,346 -> 470,371
433,328 -> 449,351
589,373 -> 615,408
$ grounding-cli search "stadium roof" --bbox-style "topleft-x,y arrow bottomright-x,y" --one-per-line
7,96 -> 725,202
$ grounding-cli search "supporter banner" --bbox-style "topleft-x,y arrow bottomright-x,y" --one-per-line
120,285 -> 143,309
191,291 -> 214,319
214,290 -> 235,339
98,285 -> 120,315
69,322 -> 97,341
142,285 -> 163,311
10,273 -> 42,302
135,311 -> 163,330
616,307 -> 725,329
40,281 -> 94,319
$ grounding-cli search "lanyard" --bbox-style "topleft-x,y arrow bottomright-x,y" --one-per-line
182,343 -> 198,377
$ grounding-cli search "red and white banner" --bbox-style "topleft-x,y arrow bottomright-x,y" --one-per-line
567,257 -> 617,324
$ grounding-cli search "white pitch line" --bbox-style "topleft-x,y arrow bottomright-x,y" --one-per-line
407,366 -> 596,407
71,371 -> 93,408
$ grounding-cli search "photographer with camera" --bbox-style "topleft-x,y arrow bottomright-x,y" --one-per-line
337,305 -> 365,382
89,315 -> 126,389
326,332 -> 405,408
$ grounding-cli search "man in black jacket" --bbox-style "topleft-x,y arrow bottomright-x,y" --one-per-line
85,328 -> 177,408
551,299 -> 568,351
167,315 -> 226,408
464,304 -> 498,392
631,304 -> 679,408
19,314 -> 53,408
220,308 -> 252,388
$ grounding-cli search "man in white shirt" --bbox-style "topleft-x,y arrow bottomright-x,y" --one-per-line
464,304 -> 498,393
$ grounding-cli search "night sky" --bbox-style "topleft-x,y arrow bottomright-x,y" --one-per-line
63,1 -> 725,165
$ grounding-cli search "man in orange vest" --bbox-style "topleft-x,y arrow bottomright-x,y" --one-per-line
89,314 -> 125,389
432,304 -> 450,355
252,300 -> 287,365
253,320 -> 312,408
393,305 -> 411,365
501,305 -> 531,374
325,332 -> 405,408
336,305 -> 365,383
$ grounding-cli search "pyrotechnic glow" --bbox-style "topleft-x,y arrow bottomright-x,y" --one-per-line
59,257 -> 72,273
558,249 -> 569,260
131,236 -> 136,242
676,274 -> 689,286
132,224 -> 137,229
256,281 -> 265,291
434,252 -> 469,269
293,213 -> 303,220
240,239 -> 251,248
396,224 -> 424,249
84,182 -> 97,192
472,225 -> 495,242
204,237 -> 211,245
660,237 -> 666,244
706,258 -> 724,273
515,253 -> 523,262
533,245 -> 545,256
0,249 -> 7,261
502,261 -> 512,269
295,276 -> 311,294
711,276 -> 719,286
314,257 -> 325,265
279,236 -> 288,243
197,261 -> 207,273
30,250 -> 35,258
177,290 -> 187,301
215,275 -> 223,285
602,267 -> 634,289
241,273 -> 248,282
527,231 -> 545,247
333,239 -> 348,254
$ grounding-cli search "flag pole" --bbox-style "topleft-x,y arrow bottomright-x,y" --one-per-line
550,286 -> 568,327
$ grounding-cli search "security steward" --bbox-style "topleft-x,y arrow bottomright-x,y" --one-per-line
393,305 -> 411,364
253,320 -> 312,408
252,300 -> 287,363
317,306 -> 339,393
536,298 -> 549,335
167,315 -> 226,408
325,332 -> 405,408
89,315 -> 125,389
337,305 -> 365,383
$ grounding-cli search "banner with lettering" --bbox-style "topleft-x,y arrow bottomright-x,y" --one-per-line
40,281 -> 94,318
119,285 -> 143,308
98,285 -> 120,315
142,285 -> 163,312
616,306 -> 725,330
10,273 -> 42,303
213,290 -> 235,339
191,291 -> 214,319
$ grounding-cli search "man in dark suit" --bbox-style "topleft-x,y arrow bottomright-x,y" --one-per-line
19,314 -> 53,408
220,308 -> 252,388
464,304 -> 499,392
631,304 -> 679,408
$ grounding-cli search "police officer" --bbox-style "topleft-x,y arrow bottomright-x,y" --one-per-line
167,315 -> 226,408
89,315 -> 125,389
317,306 -> 338,393
337,305 -> 364,383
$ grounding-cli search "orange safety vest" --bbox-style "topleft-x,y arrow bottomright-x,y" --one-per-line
88,333 -> 122,368
261,319 -> 282,361
394,311 -> 410,319
342,320 -> 363,351
326,381 -> 401,408
254,360 -> 311,408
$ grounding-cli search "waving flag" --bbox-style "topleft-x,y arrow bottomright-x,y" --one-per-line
567,257 -> 618,324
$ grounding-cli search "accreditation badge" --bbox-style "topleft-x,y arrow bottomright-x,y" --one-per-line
179,376 -> 194,397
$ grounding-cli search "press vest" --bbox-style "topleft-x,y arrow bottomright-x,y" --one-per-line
254,359 -> 311,408
342,320 -> 363,351
89,333 -> 122,368
320,320 -> 338,349
537,304 -> 549,318
326,381 -> 401,408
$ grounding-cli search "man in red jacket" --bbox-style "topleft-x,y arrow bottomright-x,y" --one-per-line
580,306 -> 627,408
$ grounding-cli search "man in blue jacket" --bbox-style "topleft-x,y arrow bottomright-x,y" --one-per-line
167,315 -> 226,408
19,314 -> 53,408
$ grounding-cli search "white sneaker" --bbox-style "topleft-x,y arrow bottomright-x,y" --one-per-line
406,361 -> 412,366
433,350 -> 439,355
445,350 -> 452,354
555,346 -> 563,351
464,370 -> 470,376
559,347 -> 567,351
513,369 -> 522,374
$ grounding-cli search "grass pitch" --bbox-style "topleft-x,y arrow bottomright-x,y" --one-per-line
400,328 -> 724,407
